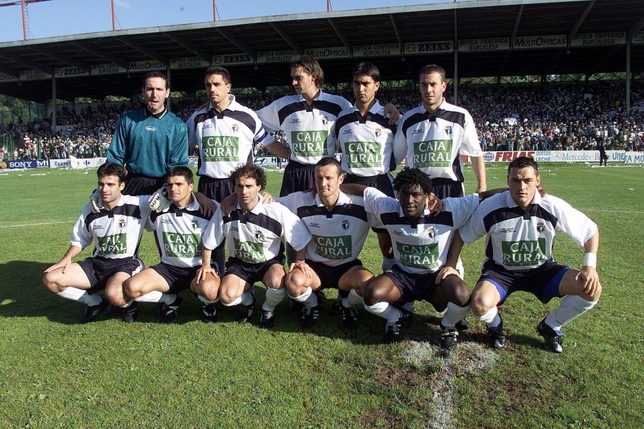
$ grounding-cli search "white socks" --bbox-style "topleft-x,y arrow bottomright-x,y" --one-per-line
364,301 -> 401,323
263,287 -> 286,312
546,295 -> 597,332
441,302 -> 470,329
57,287 -> 101,306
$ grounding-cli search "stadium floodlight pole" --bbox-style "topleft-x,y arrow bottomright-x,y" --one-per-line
21,0 -> 26,40
213,0 -> 216,21
111,0 -> 116,31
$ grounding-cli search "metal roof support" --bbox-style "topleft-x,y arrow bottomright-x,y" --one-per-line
327,18 -> 352,52
270,23 -> 301,53
30,47 -> 90,72
216,29 -> 256,59
162,33 -> 211,63
72,41 -> 129,70
51,74 -> 56,128
116,37 -> 167,65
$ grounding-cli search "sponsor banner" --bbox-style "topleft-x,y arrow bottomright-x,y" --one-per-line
55,67 -> 89,78
212,53 -> 254,65
91,63 -> 128,75
170,56 -> 210,70
571,32 -> 626,47
458,38 -> 509,52
481,151 -> 536,163
253,156 -> 284,168
624,152 -> 644,164
513,35 -> 566,50
50,159 -> 72,168
634,31 -> 644,45
129,60 -> 165,72
606,150 -> 626,162
353,43 -> 401,57
477,151 -> 627,163
0,73 -> 18,82
550,150 -> 599,162
304,47 -> 350,59
404,41 -> 453,54
257,50 -> 299,64
20,70 -> 51,81
1,160 -> 38,169
70,157 -> 106,169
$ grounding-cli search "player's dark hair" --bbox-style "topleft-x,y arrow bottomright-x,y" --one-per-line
290,55 -> 324,87
508,156 -> 539,175
167,166 -> 194,185
352,61 -> 380,83
142,71 -> 169,90
315,157 -> 342,176
97,162 -> 127,184
230,164 -> 267,191
204,66 -> 231,85
419,64 -> 446,82
393,167 -> 433,195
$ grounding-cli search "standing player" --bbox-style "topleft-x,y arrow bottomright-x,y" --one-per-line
42,163 -> 149,323
459,157 -> 601,353
201,164 -> 311,328
280,158 -> 376,328
185,66 -> 274,272
393,64 -> 486,198
106,71 -> 188,196
352,168 -> 495,349
256,56 -> 353,196
328,61 -> 398,274
123,167 -> 219,323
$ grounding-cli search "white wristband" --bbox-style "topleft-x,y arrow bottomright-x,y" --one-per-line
583,252 -> 597,268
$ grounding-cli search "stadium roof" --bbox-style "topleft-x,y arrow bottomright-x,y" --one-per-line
0,0 -> 643,103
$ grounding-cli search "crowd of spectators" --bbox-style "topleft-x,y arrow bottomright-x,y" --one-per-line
2,81 -> 643,161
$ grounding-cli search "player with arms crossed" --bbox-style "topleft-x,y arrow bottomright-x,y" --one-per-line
201,164 -> 311,327
123,167 -> 219,323
43,163 -> 149,323
459,156 -> 601,352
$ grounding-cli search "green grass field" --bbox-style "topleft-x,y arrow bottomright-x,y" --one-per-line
1,162 -> 643,428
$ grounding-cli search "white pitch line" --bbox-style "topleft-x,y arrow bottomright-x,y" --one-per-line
0,220 -> 73,229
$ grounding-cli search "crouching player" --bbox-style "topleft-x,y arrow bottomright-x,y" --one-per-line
201,164 -> 311,327
350,168 -> 494,349
42,163 -> 149,323
123,166 -> 219,323
459,157 -> 601,352
280,157 -> 377,328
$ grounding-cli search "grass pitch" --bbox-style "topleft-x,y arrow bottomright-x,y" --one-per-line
0,162 -> 643,428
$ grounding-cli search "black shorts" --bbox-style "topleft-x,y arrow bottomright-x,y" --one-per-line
224,256 -> 285,286
78,256 -> 144,293
306,258 -> 363,289
430,178 -> 464,199
344,173 -> 395,197
197,175 -> 234,203
479,259 -> 570,305
384,265 -> 440,305
150,263 -> 200,294
280,160 -> 315,196
123,175 -> 165,196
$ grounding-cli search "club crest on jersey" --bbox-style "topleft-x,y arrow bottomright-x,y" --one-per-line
254,230 -> 265,241
321,116 -> 328,126
537,223 -> 545,233
232,123 -> 239,133
118,218 -> 126,230
192,221 -> 199,230
445,126 -> 452,135
342,219 -> 350,230
375,128 -> 382,138
427,226 -> 437,240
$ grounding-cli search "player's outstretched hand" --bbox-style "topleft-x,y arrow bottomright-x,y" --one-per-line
194,192 -> 217,218
149,184 -> 171,213
90,189 -> 103,214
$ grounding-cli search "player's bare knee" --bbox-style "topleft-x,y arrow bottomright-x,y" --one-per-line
122,278 -> 142,299
469,294 -> 494,316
